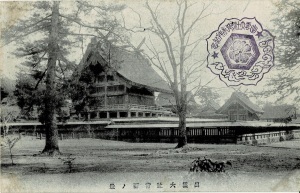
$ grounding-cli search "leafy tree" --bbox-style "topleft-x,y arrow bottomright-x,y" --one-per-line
14,73 -> 45,119
68,65 -> 99,117
266,0 -> 300,102
2,1 -> 126,155
1,77 -> 15,100
196,87 -> 220,107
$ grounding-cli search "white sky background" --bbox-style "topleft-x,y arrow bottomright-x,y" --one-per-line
1,0 -> 299,107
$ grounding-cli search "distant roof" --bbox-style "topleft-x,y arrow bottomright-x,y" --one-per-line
156,91 -> 196,107
76,39 -> 171,93
261,105 -> 297,119
291,117 -> 300,124
217,92 -> 264,114
156,93 -> 175,106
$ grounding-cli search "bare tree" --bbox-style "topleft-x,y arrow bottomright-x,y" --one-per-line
143,0 -> 214,148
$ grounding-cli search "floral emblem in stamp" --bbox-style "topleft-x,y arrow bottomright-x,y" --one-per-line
206,18 -> 275,86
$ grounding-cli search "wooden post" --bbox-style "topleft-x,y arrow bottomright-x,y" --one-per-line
33,125 -> 37,136
171,128 -> 175,143
104,73 -> 108,107
117,128 -> 119,141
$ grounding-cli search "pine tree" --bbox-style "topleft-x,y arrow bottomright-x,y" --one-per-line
2,1 -> 126,155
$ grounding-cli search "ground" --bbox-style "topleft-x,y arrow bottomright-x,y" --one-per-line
1,135 -> 300,192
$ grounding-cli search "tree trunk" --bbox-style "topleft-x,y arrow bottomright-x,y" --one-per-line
176,110 -> 187,148
41,1 -> 60,156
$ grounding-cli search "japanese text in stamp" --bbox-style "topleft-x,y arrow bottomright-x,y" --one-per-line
206,17 -> 275,86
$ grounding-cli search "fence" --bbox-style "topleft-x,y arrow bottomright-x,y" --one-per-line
236,129 -> 300,145
3,122 -> 300,145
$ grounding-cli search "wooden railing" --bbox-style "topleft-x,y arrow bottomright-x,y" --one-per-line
91,104 -> 172,113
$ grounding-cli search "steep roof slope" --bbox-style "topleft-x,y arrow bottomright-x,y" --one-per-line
76,40 -> 171,93
217,92 -> 264,114
113,48 -> 171,92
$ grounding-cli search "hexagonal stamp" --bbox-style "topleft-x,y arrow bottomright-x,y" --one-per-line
206,18 -> 275,86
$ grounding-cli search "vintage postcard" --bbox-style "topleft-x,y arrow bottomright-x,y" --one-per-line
1,0 -> 299,192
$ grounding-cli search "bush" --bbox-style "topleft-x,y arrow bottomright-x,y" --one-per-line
279,136 -> 285,141
285,134 -> 294,140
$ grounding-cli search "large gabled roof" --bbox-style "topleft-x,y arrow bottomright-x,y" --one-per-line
217,92 -> 264,114
261,105 -> 297,119
75,39 -> 171,93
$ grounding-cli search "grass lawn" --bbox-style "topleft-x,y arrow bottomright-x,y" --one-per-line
1,135 -> 300,192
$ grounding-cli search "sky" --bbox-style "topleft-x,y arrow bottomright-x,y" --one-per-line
1,0 -> 299,107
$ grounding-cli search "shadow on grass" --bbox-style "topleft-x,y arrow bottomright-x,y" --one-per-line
1,162 -> 121,175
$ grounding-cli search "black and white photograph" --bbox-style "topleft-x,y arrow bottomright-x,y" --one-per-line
0,0 -> 299,192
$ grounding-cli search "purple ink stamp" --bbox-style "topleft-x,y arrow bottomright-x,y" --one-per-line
206,18 -> 275,86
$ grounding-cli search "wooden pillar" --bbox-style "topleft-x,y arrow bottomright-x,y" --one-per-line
104,74 -> 107,106
96,112 -> 100,119
136,112 -> 139,117
170,128 -> 175,143
117,128 -> 119,141
124,94 -> 129,104
128,111 -> 131,118
33,125 -> 37,136
87,113 -> 91,121
117,111 -> 120,118
107,112 -> 110,119
142,112 -> 146,117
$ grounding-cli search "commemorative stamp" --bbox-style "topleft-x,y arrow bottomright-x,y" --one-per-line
206,17 -> 275,86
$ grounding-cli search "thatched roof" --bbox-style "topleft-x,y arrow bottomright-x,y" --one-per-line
76,40 -> 171,93
261,105 -> 297,120
217,92 -> 264,114
291,117 -> 300,124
